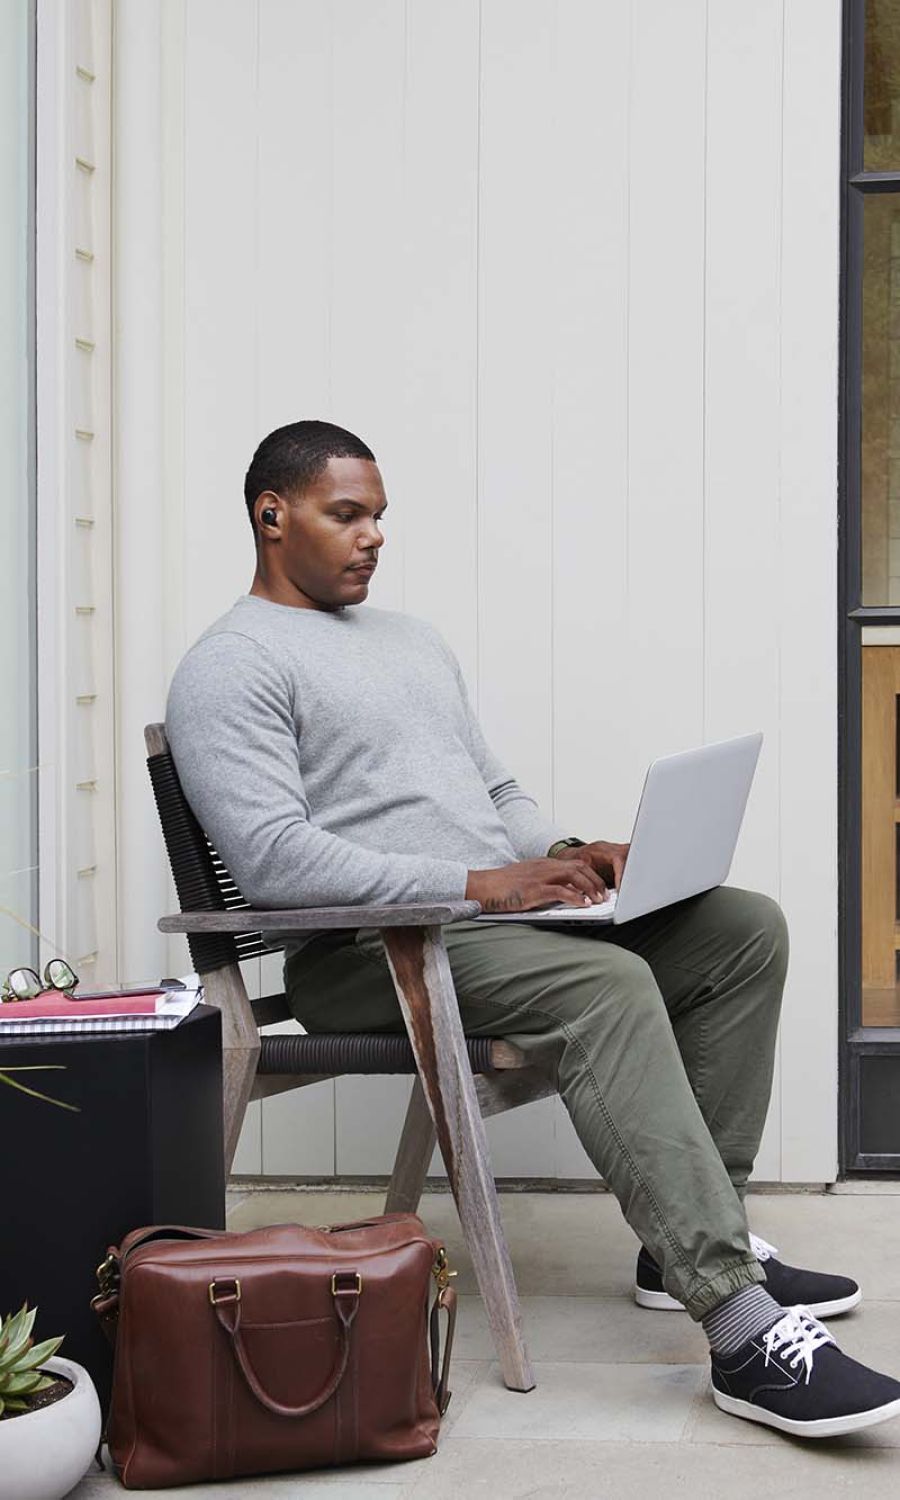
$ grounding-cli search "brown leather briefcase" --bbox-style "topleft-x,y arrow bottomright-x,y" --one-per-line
92,1213 -> 456,1489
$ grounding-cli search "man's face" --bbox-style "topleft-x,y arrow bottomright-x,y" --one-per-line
256,456 -> 387,610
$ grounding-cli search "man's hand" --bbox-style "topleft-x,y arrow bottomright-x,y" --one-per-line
466,857 -> 610,913
554,840 -> 630,893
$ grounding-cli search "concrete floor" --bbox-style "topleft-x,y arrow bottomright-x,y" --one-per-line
71,1187 -> 900,1499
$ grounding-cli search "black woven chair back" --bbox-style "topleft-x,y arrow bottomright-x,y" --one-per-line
145,724 -> 276,974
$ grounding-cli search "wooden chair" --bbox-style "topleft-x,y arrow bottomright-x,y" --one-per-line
146,723 -> 560,1392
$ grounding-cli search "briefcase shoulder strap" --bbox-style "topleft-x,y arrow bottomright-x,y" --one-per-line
431,1285 -> 457,1415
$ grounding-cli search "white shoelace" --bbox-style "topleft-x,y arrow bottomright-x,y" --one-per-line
761,1305 -> 835,1385
750,1232 -> 780,1263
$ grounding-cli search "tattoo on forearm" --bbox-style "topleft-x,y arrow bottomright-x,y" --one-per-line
482,890 -> 526,912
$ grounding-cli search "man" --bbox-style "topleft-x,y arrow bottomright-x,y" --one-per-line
166,420 -> 900,1439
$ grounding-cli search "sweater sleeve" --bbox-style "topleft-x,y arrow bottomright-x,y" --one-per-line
165,631 -> 469,909
423,626 -> 570,861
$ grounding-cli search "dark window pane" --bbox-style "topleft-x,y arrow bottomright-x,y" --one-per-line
859,1055 -> 900,1153
860,196 -> 900,604
865,0 -> 900,170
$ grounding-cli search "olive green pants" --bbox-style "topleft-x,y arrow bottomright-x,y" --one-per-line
284,885 -> 789,1320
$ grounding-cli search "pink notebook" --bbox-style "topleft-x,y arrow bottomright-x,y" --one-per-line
0,992 -> 167,1020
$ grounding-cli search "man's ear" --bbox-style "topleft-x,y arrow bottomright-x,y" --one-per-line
257,493 -> 280,530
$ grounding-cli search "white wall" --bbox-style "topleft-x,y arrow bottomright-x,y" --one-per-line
0,0 -> 36,975
113,0 -> 842,1182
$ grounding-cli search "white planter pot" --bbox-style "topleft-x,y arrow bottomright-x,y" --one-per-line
0,1355 -> 102,1500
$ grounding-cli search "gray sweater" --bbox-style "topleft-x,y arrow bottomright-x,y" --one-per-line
165,595 -> 568,957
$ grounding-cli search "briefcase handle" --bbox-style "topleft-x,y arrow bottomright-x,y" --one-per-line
209,1270 -> 362,1419
209,1270 -> 458,1420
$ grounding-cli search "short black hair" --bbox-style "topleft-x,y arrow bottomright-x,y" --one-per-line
244,420 -> 376,537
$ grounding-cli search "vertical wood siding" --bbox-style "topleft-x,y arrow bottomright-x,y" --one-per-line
124,0 -> 841,1181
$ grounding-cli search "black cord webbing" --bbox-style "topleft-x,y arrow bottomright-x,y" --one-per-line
259,1032 -> 495,1075
147,751 -> 270,972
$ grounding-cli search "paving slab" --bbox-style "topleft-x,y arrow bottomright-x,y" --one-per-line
225,1189 -> 386,1233
229,1188 -> 900,1303
826,1301 -> 900,1381
453,1292 -> 708,1364
226,1189 -> 641,1296
70,1477 -> 413,1498
743,1194 -> 900,1302
407,1435 -> 900,1499
449,1360 -> 705,1443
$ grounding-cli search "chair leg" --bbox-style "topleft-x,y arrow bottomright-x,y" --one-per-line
200,965 -> 261,1175
386,1077 -> 436,1214
381,925 -> 535,1393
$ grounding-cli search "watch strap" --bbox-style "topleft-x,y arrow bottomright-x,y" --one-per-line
547,837 -> 586,858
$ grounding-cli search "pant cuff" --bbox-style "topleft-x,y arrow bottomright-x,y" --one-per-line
681,1255 -> 766,1321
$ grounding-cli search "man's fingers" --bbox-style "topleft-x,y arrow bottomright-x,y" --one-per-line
549,864 -> 607,904
556,863 -> 601,893
560,882 -> 608,906
549,858 -> 606,888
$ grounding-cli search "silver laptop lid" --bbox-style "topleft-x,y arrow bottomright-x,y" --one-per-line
613,732 -> 763,924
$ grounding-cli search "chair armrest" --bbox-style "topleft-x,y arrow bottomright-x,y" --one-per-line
158,900 -> 482,934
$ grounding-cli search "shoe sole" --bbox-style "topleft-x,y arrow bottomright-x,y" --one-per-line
634,1285 -> 862,1317
712,1387 -> 900,1438
634,1285 -> 686,1311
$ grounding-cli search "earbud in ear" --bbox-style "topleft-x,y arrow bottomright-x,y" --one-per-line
261,508 -> 277,526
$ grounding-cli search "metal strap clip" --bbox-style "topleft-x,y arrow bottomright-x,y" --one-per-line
95,1254 -> 119,1297
432,1247 -> 458,1293
330,1271 -> 362,1296
208,1278 -> 241,1306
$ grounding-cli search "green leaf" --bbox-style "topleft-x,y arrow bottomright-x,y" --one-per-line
2,1370 -> 44,1395
13,1336 -> 64,1372
2,1306 -> 30,1347
0,1311 -> 36,1369
0,1069 -> 80,1112
0,1340 -> 31,1376
0,1306 -> 35,1369
0,1394 -> 5,1417
27,1375 -> 54,1394
1,1065 -> 67,1072
3,1397 -> 29,1412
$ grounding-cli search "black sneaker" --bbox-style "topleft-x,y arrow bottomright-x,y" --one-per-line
711,1305 -> 900,1438
635,1233 -> 861,1317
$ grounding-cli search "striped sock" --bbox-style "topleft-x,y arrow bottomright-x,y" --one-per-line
701,1285 -> 784,1355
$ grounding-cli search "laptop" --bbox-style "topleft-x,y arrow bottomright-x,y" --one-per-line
475,731 -> 763,926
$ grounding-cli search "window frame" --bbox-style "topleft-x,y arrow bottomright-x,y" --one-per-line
840,0 -> 900,1171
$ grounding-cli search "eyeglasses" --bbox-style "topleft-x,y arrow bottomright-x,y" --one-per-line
1,959 -> 79,1003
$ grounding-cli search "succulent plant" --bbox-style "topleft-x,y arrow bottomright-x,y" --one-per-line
0,1304 -> 65,1417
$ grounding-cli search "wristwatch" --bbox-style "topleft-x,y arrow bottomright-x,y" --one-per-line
547,837 -> 586,858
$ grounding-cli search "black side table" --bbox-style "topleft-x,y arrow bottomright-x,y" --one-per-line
0,1004 -> 225,1414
